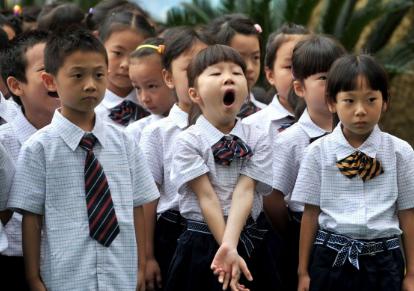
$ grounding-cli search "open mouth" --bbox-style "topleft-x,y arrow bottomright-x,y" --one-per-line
223,89 -> 235,106
48,91 -> 59,98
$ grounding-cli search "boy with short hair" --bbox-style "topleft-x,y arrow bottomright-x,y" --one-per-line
8,27 -> 159,291
0,29 -> 59,291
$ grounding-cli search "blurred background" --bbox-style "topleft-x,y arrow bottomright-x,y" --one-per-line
1,0 -> 414,144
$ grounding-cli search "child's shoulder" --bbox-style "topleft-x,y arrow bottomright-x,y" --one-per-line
276,123 -> 307,144
380,131 -> 414,154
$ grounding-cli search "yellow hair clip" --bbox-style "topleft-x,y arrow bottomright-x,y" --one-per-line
135,44 -> 165,55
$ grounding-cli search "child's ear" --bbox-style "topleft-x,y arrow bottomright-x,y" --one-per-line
6,76 -> 23,97
264,67 -> 275,86
188,87 -> 201,104
327,99 -> 337,113
382,101 -> 388,112
41,72 -> 57,92
162,69 -> 174,89
293,80 -> 305,98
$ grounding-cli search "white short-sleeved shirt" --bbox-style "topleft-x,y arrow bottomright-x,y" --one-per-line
125,114 -> 163,143
8,110 -> 159,290
0,108 -> 36,256
250,92 -> 267,109
95,89 -> 142,128
272,109 -> 328,212
0,142 -> 14,252
291,124 -> 414,239
139,104 -> 187,214
243,95 -> 294,138
170,115 -> 272,222
0,92 -> 19,124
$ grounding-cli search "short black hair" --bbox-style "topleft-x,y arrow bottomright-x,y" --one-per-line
292,34 -> 346,82
264,23 -> 309,70
187,44 -> 246,88
205,13 -> 260,45
162,27 -> 210,71
0,30 -> 48,102
37,3 -> 85,31
44,27 -> 108,76
98,8 -> 155,43
326,54 -> 390,104
130,37 -> 164,59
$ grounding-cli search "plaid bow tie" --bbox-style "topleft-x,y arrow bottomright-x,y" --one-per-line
108,100 -> 149,126
211,135 -> 253,166
237,100 -> 261,119
336,151 -> 384,182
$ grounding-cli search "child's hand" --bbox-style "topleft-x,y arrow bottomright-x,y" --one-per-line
211,243 -> 253,290
403,273 -> 414,291
297,273 -> 310,291
145,257 -> 162,291
137,269 -> 146,291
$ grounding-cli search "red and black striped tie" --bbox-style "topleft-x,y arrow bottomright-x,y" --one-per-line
211,135 -> 253,166
108,100 -> 149,126
79,133 -> 119,247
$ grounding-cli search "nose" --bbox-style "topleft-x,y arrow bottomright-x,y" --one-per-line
355,101 -> 367,116
140,90 -> 151,104
84,75 -> 97,92
120,56 -> 129,71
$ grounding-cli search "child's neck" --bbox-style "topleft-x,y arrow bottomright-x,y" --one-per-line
307,107 -> 332,132
177,101 -> 191,114
108,83 -> 132,98
342,126 -> 372,148
60,107 -> 95,132
205,114 -> 236,134
24,109 -> 54,130
278,95 -> 294,114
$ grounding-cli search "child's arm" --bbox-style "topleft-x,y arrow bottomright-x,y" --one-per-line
134,206 -> 147,291
22,212 -> 46,291
399,208 -> 414,291
211,174 -> 255,291
263,189 -> 289,234
143,198 -> 162,290
188,174 -> 226,244
297,204 -> 320,291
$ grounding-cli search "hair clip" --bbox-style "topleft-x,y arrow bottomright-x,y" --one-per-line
13,5 -> 22,16
135,44 -> 165,54
254,23 -> 262,34
88,7 -> 95,15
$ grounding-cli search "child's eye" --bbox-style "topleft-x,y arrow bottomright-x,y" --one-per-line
96,72 -> 105,78
368,97 -> 377,102
253,55 -> 260,61
344,99 -> 353,103
319,76 -> 327,80
283,65 -> 292,69
72,73 -> 82,79
112,51 -> 121,56
148,84 -> 159,89
210,72 -> 221,76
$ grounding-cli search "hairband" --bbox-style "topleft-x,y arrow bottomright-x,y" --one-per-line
254,24 -> 262,34
135,44 -> 165,54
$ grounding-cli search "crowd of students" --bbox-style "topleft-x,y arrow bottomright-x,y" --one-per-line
0,1 -> 413,291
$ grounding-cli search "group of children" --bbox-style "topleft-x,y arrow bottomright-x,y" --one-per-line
0,1 -> 413,291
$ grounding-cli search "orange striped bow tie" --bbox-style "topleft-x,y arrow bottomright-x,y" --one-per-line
336,151 -> 384,182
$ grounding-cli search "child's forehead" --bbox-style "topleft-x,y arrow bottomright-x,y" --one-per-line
61,50 -> 107,69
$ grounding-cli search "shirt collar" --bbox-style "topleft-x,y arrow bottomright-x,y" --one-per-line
196,115 -> 247,147
0,93 -> 18,122
10,108 -> 36,144
52,109 -> 106,151
101,89 -> 137,109
330,123 -> 382,161
268,95 -> 294,121
297,109 -> 329,138
168,104 -> 188,129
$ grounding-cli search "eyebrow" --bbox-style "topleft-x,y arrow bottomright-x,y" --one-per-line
69,66 -> 106,71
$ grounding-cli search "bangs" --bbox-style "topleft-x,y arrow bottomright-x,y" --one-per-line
187,44 -> 246,87
292,35 -> 346,80
327,54 -> 389,102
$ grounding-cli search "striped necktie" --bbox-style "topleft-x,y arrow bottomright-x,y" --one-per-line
278,116 -> 295,132
237,100 -> 261,119
108,100 -> 149,126
212,135 -> 253,166
336,151 -> 384,182
79,133 -> 119,247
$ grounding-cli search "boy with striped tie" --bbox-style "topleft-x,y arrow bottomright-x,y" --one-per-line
7,27 -> 159,291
